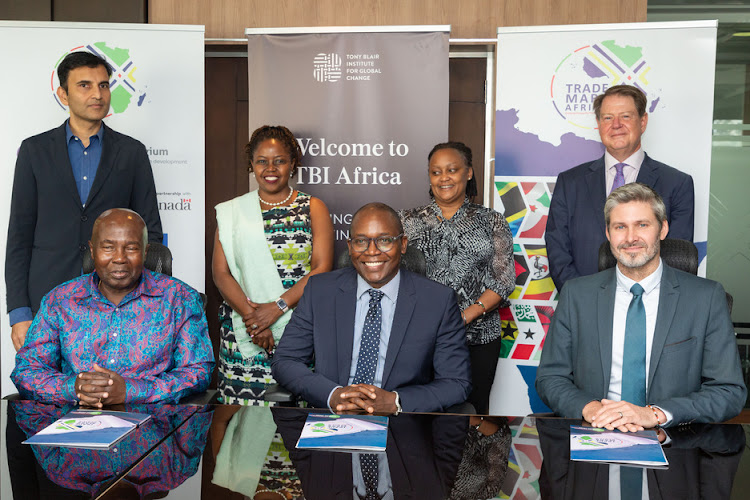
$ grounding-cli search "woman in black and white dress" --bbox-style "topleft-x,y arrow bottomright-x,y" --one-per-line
400,142 -> 514,414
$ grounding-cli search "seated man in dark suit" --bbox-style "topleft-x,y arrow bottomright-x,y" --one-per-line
545,84 -> 694,291
537,183 -> 745,430
272,202 -> 472,413
11,209 -> 214,405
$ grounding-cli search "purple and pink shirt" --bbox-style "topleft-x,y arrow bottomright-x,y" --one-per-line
11,269 -> 214,404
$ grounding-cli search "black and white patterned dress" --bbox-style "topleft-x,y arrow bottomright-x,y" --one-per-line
399,199 -> 514,345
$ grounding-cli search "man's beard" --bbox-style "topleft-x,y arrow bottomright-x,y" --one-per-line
614,238 -> 660,269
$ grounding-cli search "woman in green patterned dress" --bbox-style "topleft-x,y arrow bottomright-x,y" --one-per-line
212,125 -> 334,405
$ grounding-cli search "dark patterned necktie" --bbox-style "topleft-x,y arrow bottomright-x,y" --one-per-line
353,289 -> 384,385
353,289 -> 384,500
359,453 -> 380,500
611,162 -> 627,193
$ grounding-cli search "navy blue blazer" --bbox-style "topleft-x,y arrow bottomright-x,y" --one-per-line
271,267 -> 472,412
545,154 -> 694,290
5,122 -> 162,315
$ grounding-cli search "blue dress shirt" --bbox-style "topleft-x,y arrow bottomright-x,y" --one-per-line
65,120 -> 104,207
326,271 -> 401,409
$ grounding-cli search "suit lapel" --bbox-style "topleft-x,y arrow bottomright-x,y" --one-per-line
648,265 -> 679,393
636,153 -> 658,187
584,156 -> 607,234
86,123 -> 117,207
51,122 -> 84,208
336,269 -> 357,385
598,270 -> 616,396
382,271 -> 416,387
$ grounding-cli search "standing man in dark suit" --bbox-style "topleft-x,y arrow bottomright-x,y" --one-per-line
536,183 -> 745,430
6,51 -> 162,350
545,84 -> 694,291
272,202 -> 472,413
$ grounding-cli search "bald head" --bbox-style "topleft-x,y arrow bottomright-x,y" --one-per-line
350,202 -> 403,235
92,208 -> 147,247
89,208 -> 148,305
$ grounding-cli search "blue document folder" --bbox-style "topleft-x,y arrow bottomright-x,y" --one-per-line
23,409 -> 151,450
296,413 -> 389,452
570,425 -> 668,467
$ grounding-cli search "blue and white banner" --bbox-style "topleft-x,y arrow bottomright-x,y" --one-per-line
0,21 -> 205,397
490,21 -> 717,415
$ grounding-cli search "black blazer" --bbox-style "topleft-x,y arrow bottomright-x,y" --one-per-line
5,121 -> 162,315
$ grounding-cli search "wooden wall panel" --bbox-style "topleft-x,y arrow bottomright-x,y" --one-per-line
204,57 -> 249,386
150,0 -> 647,41
54,0 -> 145,23
449,58 -> 487,201
0,0 -> 51,20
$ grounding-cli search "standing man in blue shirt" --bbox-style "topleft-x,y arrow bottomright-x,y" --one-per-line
6,51 -> 162,350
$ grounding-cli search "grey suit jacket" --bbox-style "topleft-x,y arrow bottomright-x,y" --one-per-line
271,267 -> 472,412
5,121 -> 162,315
536,264 -> 746,426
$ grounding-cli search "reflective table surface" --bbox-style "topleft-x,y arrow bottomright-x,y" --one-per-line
2,400 -> 749,499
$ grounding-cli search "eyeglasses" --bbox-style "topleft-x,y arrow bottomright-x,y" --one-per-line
348,234 -> 404,253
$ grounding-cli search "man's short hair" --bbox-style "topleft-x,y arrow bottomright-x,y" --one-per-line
593,84 -> 648,119
350,202 -> 404,234
604,182 -> 667,228
57,51 -> 112,91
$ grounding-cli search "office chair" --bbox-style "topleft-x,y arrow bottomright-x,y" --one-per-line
598,238 -> 733,313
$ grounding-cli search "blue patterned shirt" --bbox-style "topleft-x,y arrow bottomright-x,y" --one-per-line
12,269 -> 214,404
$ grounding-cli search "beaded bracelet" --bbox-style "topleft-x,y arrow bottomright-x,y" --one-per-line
645,404 -> 662,426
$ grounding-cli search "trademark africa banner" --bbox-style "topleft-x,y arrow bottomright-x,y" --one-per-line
0,21 -> 205,397
489,21 -> 717,416
246,26 -> 449,251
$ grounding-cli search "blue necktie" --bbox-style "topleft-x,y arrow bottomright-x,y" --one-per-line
353,289 -> 384,385
621,283 -> 646,406
611,163 -> 627,193
353,289 -> 384,500
620,283 -> 646,500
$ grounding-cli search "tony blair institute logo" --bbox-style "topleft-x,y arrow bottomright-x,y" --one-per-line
51,43 -> 148,115
313,53 -> 342,82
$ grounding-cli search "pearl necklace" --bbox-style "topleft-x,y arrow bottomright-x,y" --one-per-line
259,187 -> 294,207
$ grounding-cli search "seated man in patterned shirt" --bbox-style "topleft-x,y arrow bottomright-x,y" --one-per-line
11,208 -> 214,406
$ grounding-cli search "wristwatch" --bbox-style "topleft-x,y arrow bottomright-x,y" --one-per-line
275,297 -> 289,313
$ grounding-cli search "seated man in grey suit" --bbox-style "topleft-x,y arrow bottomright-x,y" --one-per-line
537,183 -> 745,431
272,202 -> 472,413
